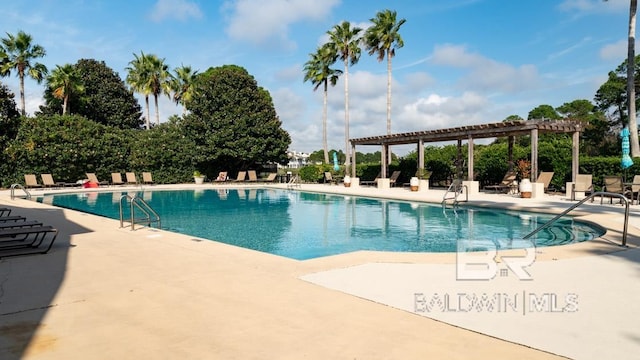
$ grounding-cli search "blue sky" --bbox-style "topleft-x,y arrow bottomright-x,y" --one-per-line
0,0 -> 632,154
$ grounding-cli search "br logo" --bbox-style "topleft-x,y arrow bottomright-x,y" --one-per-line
456,239 -> 536,281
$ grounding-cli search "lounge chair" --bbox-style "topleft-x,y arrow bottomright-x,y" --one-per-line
262,173 -> 277,182
41,173 -> 76,188
389,171 -> 402,187
536,171 -> 554,193
86,173 -> 109,186
324,172 -> 338,185
24,174 -> 42,189
571,174 -> 594,201
484,170 -> 517,193
361,172 -> 381,186
628,175 -> 640,205
0,208 -> 11,217
233,171 -> 247,182
125,172 -> 138,185
214,171 -> 228,182
0,225 -> 58,257
247,170 -> 258,182
600,176 -> 628,204
111,173 -> 124,186
142,172 -> 154,185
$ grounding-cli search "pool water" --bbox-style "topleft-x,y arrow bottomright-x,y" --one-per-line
36,189 -> 604,260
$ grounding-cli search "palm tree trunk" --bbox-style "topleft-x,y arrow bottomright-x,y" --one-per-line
628,0 -> 640,157
344,58 -> 351,175
19,74 -> 26,116
145,96 -> 150,130
387,50 -> 393,164
323,81 -> 329,164
154,94 -> 160,126
62,95 -> 68,115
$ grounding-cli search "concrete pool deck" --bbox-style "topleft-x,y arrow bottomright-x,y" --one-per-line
0,183 -> 639,359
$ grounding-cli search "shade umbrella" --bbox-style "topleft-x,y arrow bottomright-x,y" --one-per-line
621,126 -> 634,183
332,151 -> 340,171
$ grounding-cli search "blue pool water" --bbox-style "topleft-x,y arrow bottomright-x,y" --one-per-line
36,189 -> 604,260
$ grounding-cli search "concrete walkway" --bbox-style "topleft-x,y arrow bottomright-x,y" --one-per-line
0,183 -> 639,359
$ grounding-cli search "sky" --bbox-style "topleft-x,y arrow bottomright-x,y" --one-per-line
0,0 -> 633,155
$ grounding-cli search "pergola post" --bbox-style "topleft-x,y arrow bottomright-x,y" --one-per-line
572,131 -> 579,182
381,144 -> 388,178
351,142 -> 357,178
456,139 -> 463,180
418,139 -> 424,171
467,136 -> 474,181
508,136 -> 514,172
531,128 -> 538,182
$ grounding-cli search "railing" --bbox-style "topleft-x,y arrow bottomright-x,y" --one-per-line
442,179 -> 468,206
10,183 -> 31,200
287,175 -> 301,189
524,192 -> 630,246
119,194 -> 161,230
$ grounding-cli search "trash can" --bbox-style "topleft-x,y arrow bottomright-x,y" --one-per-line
286,171 -> 292,183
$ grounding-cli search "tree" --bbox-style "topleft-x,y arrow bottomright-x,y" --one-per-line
170,65 -> 199,114
527,104 -> 560,120
303,44 -> 342,164
557,99 -> 612,156
606,0 -> 639,156
326,21 -> 362,174
0,30 -> 48,115
503,114 -> 524,122
0,82 -> 20,160
39,59 -> 143,129
126,51 -> 152,129
182,65 -> 291,175
364,9 -> 406,137
144,54 -> 172,126
47,64 -> 84,115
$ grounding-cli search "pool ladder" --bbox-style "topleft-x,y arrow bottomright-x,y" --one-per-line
10,183 -> 31,200
442,179 -> 468,206
524,192 -> 630,246
287,175 -> 301,189
119,194 -> 161,230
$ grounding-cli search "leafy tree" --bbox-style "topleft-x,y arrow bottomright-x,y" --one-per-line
304,44 -> 341,164
528,104 -> 560,120
364,9 -> 406,136
145,54 -> 172,126
182,65 -> 291,176
557,99 -> 612,156
503,114 -> 523,122
39,59 -> 143,129
47,64 -> 84,115
326,21 -> 362,174
170,65 -> 199,114
0,82 -> 20,179
0,30 -> 47,115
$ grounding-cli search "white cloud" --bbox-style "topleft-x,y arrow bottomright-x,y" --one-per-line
222,0 -> 340,48
558,0 -> 627,13
600,39 -> 627,61
399,92 -> 489,130
149,0 -> 203,22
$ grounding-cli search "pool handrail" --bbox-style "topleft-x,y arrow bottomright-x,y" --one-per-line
119,194 -> 161,230
10,183 -> 31,200
523,191 -> 629,246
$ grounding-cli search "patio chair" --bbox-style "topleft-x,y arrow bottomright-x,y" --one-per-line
86,173 -> 109,186
125,172 -> 138,185
262,173 -> 277,182
324,172 -> 338,185
600,176 -> 628,205
0,225 -> 59,257
142,172 -> 154,185
484,170 -> 517,193
571,174 -> 594,201
360,172 -> 381,186
111,173 -> 124,186
627,174 -> 640,205
247,170 -> 258,182
233,171 -> 247,182
24,174 -> 42,189
536,171 -> 554,193
389,171 -> 402,187
214,171 -> 228,182
41,174 -> 76,188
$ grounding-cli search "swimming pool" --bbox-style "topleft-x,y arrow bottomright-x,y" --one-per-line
36,189 -> 604,260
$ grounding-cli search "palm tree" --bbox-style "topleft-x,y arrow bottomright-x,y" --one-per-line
304,44 -> 342,164
144,54 -> 172,126
47,64 -> 84,115
126,51 -> 152,129
170,65 -> 199,114
326,21 -> 362,174
0,30 -> 48,115
606,0 -> 639,156
364,9 -> 406,137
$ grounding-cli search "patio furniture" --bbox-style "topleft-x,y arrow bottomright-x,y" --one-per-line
324,172 -> 338,185
571,174 -> 594,201
142,172 -> 154,185
484,170 -> 517,193
537,171 -> 555,193
111,173 -> 124,186
247,170 -> 258,182
86,173 -> 109,186
41,173 -> 77,188
125,172 -> 138,185
233,171 -> 247,182
24,174 -> 43,189
601,176 -> 628,205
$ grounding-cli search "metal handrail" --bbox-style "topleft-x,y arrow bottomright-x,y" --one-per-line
442,179 -> 468,206
10,183 -> 31,199
119,194 -> 161,230
287,175 -> 301,189
524,192 -> 630,246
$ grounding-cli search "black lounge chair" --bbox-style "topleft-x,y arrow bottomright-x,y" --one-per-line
0,225 -> 59,258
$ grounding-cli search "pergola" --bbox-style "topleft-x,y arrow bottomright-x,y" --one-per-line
349,119 -> 584,184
